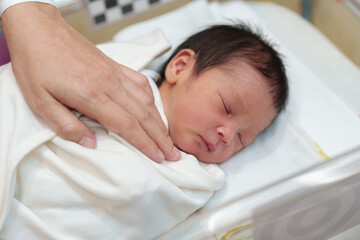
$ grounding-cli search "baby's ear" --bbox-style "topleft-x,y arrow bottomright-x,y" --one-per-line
165,49 -> 195,84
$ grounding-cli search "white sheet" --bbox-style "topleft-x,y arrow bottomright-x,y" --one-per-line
0,30 -> 225,240
249,2 -> 360,115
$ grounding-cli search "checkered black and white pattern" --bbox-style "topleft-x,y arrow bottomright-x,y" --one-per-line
85,0 -> 175,27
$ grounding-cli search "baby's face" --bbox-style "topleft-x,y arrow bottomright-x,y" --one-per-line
161,57 -> 277,163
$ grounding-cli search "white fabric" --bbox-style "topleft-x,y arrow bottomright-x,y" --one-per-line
250,2 -> 360,115
112,0 -> 221,73
98,29 -> 171,72
0,30 -> 224,239
112,0 -> 360,210
0,0 -> 55,15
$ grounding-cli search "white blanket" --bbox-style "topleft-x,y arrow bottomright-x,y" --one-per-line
0,30 -> 224,240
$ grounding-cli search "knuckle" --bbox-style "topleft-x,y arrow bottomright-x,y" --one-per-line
73,77 -> 101,100
83,87 -> 99,100
29,96 -> 47,113
139,110 -> 152,122
82,85 -> 110,105
123,115 -> 139,130
58,122 -> 80,138
143,94 -> 154,106
137,74 -> 149,87
92,93 -> 111,105
160,124 -> 169,138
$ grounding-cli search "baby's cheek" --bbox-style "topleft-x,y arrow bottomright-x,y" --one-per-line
222,145 -> 243,162
170,127 -> 196,154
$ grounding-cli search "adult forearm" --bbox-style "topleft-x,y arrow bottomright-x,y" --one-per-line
2,2 -> 63,61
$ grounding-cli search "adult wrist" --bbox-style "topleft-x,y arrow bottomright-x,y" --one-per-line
1,1 -> 65,66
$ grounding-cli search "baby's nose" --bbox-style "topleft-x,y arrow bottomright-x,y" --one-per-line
218,132 -> 229,145
217,124 -> 236,145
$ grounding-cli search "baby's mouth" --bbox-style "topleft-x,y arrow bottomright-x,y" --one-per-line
199,135 -> 216,152
200,135 -> 209,151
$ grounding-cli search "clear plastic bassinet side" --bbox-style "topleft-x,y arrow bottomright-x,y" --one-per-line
157,146 -> 360,240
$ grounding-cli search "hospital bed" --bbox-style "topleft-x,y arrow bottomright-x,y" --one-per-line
101,0 -> 360,239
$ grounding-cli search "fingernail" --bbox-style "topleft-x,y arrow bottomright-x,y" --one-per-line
157,149 -> 165,162
172,146 -> 181,159
79,136 -> 95,148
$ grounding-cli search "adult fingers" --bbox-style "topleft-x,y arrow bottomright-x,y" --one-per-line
76,93 -> 167,163
119,65 -> 154,97
31,90 -> 96,148
111,86 -> 181,162
109,67 -> 181,161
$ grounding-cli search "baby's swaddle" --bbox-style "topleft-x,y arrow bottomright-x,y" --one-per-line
0,31 -> 225,239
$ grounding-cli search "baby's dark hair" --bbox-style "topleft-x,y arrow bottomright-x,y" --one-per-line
158,23 -> 288,112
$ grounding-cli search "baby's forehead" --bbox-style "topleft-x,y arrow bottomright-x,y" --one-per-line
211,61 -> 268,87
205,63 -> 275,106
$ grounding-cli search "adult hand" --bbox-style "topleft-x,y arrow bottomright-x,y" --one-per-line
1,2 -> 181,162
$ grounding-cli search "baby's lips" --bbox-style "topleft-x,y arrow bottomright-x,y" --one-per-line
207,141 -> 217,152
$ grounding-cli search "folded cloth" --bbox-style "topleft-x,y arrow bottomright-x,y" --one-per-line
0,31 -> 224,239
